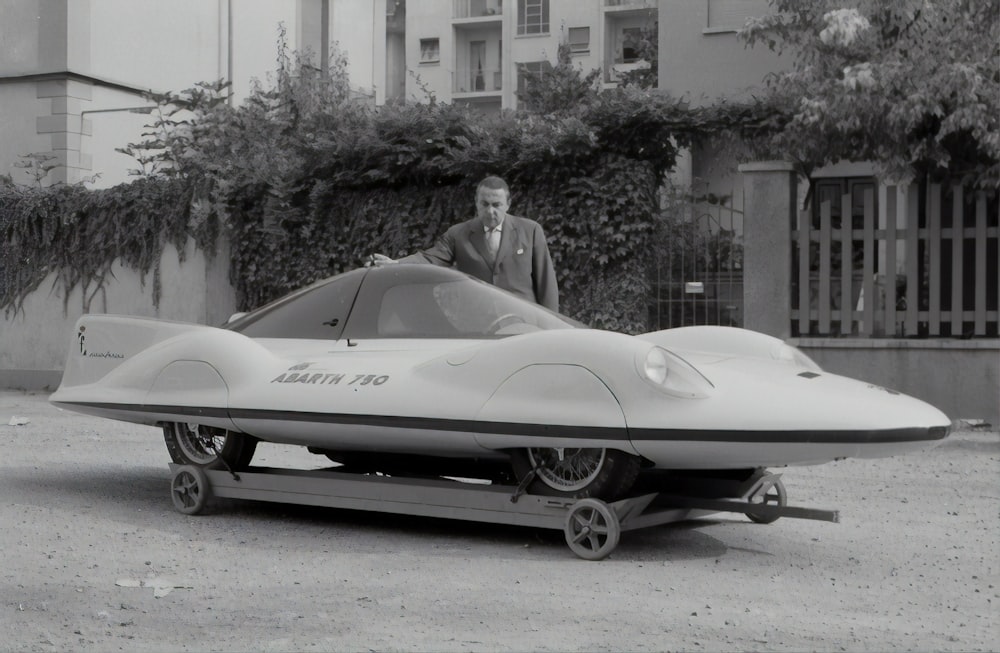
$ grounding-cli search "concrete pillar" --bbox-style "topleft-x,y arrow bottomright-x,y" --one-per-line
738,161 -> 797,339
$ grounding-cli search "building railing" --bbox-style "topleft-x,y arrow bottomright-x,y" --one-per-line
453,0 -> 503,19
604,0 -> 656,8
792,183 -> 999,338
453,68 -> 503,93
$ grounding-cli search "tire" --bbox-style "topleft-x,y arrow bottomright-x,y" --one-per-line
564,498 -> 621,561
162,422 -> 257,471
510,447 -> 641,501
170,465 -> 211,515
744,471 -> 787,524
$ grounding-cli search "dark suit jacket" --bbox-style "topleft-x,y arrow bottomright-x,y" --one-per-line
401,215 -> 559,312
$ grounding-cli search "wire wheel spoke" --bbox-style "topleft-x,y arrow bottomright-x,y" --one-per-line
530,448 -> 605,492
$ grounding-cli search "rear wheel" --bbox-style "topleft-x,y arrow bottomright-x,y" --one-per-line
163,422 -> 257,470
510,447 -> 641,501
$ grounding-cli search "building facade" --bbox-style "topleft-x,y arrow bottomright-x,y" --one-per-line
1,0 -> 782,188
0,0 -> 379,188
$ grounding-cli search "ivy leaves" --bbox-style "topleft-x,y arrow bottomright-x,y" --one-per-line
1,35 -> 767,332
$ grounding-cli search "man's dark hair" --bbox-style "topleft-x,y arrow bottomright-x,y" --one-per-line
476,175 -> 510,196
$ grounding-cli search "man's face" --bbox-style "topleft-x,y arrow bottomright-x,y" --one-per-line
476,186 -> 509,229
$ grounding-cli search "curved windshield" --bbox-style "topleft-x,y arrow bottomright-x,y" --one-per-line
344,268 -> 582,339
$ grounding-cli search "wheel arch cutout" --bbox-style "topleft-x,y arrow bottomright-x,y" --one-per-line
473,364 -> 636,455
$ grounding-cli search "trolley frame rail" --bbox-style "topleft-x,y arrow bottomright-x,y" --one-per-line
169,463 -> 839,560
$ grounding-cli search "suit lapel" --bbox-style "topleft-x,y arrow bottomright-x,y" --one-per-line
467,221 -> 492,266
493,217 -> 517,269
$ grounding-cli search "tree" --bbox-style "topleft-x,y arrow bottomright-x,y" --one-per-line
617,20 -> 658,90
516,41 -> 601,115
741,0 -> 1000,187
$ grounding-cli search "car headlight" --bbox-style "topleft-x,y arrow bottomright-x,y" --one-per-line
637,346 -> 714,398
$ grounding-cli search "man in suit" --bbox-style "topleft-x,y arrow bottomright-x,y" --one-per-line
374,176 -> 559,312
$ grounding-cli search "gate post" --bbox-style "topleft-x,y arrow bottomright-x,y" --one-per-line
738,161 -> 798,339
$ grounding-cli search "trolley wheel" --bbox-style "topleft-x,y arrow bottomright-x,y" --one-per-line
171,465 -> 211,515
745,474 -> 787,524
564,498 -> 621,561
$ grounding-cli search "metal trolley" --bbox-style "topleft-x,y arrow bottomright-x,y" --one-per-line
169,464 -> 839,560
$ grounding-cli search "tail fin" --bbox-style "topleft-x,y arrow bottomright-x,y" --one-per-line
58,314 -> 210,389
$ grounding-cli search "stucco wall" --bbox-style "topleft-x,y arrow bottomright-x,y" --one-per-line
0,0 -> 313,189
85,0 -> 222,90
739,161 -> 796,339
0,85 -> 50,184
0,238 -> 235,391
657,0 -> 786,104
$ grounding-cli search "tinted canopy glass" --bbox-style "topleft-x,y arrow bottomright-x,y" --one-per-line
346,265 -> 580,339
228,265 -> 580,341
227,269 -> 365,339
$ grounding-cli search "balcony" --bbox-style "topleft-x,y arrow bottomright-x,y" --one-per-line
608,60 -> 651,82
453,67 -> 503,95
604,0 -> 655,8
604,0 -> 656,19
454,0 -> 503,20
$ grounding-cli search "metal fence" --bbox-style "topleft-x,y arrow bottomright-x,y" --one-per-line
649,196 -> 744,331
792,182 -> 999,338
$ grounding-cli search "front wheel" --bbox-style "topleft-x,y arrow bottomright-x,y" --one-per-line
163,422 -> 257,470
510,447 -> 641,501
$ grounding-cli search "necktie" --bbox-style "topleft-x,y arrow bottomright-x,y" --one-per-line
486,227 -> 501,259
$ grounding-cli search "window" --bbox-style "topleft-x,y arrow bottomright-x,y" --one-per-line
517,0 -> 549,35
568,26 -> 590,54
516,60 -> 549,99
620,27 -> 643,63
420,38 -> 440,63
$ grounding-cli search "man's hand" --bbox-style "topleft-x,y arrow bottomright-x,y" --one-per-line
367,253 -> 396,267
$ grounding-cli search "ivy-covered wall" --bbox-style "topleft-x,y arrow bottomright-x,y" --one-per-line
1,49 -> 769,340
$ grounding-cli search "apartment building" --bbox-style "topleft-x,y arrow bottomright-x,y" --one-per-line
391,0 -> 658,112
0,0 -> 381,188
0,0 -> 779,188
390,0 -> 776,111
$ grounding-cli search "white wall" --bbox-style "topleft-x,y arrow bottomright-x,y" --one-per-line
330,0 -> 381,96
0,239 -> 236,386
0,85 -> 51,184
0,0 -> 46,73
230,0 -> 299,102
405,0 -> 453,101
85,0 -> 223,92
658,0 -> 784,104
82,86 -> 163,188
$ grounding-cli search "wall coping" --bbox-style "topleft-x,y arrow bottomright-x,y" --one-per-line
738,161 -> 796,173
790,338 -> 1000,351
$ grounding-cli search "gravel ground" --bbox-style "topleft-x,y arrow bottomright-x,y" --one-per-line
1,390 -> 997,652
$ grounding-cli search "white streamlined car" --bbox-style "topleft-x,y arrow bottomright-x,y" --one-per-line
50,264 -> 951,501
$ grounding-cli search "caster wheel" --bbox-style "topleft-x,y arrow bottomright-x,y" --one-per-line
745,473 -> 787,524
564,498 -> 621,560
171,465 -> 211,515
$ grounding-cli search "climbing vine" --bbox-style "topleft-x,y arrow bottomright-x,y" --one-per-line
0,39 -> 772,332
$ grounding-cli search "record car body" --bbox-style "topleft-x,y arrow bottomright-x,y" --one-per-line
49,264 -> 951,500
